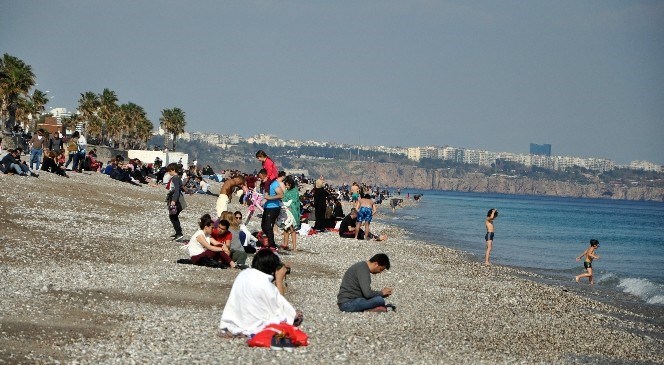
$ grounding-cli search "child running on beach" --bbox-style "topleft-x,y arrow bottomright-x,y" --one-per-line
575,239 -> 600,284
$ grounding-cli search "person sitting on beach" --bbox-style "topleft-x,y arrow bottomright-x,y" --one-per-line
220,211 -> 249,266
195,175 -> 216,195
1,148 -> 38,177
354,193 -> 377,240
233,211 -> 258,253
332,199 -> 345,220
216,175 -> 245,218
184,214 -> 239,269
55,149 -> 67,167
575,239 -> 600,284
337,253 -> 394,313
86,148 -> 102,172
41,150 -> 68,177
339,208 -> 386,241
219,249 -> 302,337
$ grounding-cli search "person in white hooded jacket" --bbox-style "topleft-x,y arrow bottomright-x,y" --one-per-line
219,249 -> 302,336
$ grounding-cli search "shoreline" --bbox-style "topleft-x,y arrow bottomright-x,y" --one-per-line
0,172 -> 662,364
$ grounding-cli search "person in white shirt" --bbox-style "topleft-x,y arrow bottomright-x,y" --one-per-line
219,249 -> 302,336
185,214 -> 237,268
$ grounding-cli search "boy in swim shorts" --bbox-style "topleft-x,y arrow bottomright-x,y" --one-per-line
484,208 -> 498,266
355,193 -> 377,240
575,239 -> 600,284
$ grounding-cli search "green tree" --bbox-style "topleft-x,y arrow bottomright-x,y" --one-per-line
98,88 -> 119,144
117,102 -> 153,149
0,54 -> 36,132
29,89 -> 49,131
159,107 -> 186,151
77,91 -> 100,134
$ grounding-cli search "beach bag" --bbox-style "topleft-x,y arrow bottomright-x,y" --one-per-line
178,193 -> 187,210
276,206 -> 291,230
247,323 -> 308,348
77,136 -> 87,154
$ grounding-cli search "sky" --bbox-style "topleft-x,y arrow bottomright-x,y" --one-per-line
1,1 -> 663,164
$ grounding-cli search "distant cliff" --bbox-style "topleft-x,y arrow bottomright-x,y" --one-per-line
289,160 -> 664,202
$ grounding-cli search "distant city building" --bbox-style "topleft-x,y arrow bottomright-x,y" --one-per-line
630,160 -> 662,172
530,143 -> 551,156
168,129 -> 658,175
48,107 -> 73,123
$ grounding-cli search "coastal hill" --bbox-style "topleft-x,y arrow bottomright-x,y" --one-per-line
290,160 -> 664,201
154,138 -> 664,202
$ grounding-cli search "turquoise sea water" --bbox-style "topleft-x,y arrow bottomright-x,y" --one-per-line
381,190 -> 664,307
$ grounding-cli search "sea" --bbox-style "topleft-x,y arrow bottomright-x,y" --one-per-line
379,189 -> 664,313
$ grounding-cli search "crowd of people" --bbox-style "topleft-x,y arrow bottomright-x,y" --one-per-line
3,139 -> 402,347
0,129 -> 102,178
161,149 -> 400,346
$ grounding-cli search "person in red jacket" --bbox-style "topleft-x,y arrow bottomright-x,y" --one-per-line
256,150 -> 277,193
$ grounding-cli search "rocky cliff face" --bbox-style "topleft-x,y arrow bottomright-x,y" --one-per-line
290,160 -> 664,202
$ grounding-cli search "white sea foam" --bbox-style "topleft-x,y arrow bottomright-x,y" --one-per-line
617,278 -> 664,305
647,295 -> 664,305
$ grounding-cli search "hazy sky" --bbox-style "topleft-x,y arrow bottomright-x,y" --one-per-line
2,1 -> 663,164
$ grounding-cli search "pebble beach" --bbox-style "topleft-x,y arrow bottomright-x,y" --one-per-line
0,171 -> 662,364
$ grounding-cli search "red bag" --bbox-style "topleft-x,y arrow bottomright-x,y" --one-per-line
246,323 -> 309,348
266,323 -> 309,346
247,327 -> 279,348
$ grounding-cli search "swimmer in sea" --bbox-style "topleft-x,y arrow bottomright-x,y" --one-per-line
484,208 -> 498,266
575,239 -> 600,284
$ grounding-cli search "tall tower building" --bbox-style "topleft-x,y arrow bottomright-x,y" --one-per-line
530,143 -> 551,156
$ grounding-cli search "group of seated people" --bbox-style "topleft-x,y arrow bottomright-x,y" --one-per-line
1,147 -> 39,177
1,145 -> 102,178
103,156 -> 152,185
182,165 -> 220,195
217,248 -> 395,339
183,211 -> 260,269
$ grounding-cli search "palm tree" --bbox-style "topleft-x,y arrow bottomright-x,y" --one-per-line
116,102 -> 152,149
133,117 -> 154,150
61,114 -> 80,135
0,54 -> 36,132
15,96 -> 34,131
159,107 -> 186,151
77,91 -> 100,134
98,88 -> 119,144
29,89 -> 49,130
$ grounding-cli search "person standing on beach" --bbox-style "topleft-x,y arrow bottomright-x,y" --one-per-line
312,178 -> 329,232
259,168 -> 283,248
575,239 -> 600,284
350,182 -> 360,203
337,253 -> 394,313
355,193 -> 377,240
215,175 -> 245,218
484,208 -> 498,266
166,163 -> 185,241
28,129 -> 46,171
